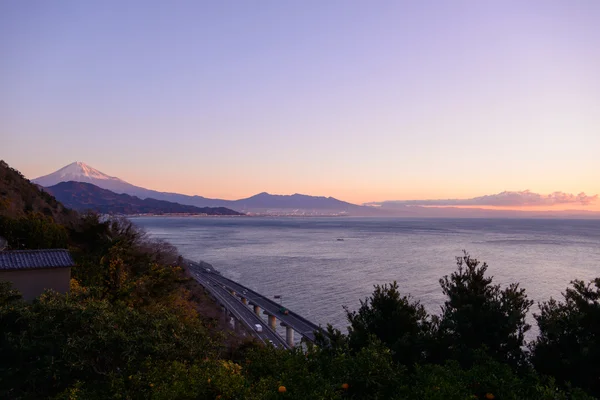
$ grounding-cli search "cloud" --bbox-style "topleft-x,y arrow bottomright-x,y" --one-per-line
366,190 -> 599,208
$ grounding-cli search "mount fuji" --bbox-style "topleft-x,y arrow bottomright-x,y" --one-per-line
32,162 -> 376,215
33,162 -> 228,207
34,162 -> 131,190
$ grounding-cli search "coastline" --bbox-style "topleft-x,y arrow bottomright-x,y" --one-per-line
126,213 -> 247,218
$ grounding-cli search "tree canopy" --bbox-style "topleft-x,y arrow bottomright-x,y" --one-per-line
437,252 -> 533,368
532,278 -> 600,396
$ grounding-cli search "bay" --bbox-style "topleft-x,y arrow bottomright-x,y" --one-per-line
133,217 -> 600,338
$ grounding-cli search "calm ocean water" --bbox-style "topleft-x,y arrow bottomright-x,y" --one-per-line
133,217 -> 600,338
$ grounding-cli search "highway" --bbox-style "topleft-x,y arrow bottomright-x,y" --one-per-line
188,268 -> 289,349
188,261 -> 322,343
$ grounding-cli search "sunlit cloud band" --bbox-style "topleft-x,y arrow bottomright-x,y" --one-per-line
366,190 -> 599,208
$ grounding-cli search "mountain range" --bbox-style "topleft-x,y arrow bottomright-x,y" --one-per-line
34,162 -> 376,215
44,181 -> 243,216
32,162 -> 600,218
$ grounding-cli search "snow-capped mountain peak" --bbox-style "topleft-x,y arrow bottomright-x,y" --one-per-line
56,161 -> 121,181
33,161 -> 127,188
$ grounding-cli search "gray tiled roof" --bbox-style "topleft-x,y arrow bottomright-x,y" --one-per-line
0,249 -> 74,270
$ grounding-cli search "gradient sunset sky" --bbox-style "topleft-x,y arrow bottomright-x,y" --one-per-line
2,1 -> 599,209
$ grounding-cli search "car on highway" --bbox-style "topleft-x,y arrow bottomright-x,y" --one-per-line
254,324 -> 263,332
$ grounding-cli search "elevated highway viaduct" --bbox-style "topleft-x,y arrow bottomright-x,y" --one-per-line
187,260 -> 323,348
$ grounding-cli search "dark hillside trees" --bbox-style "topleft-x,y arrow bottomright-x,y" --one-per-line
345,253 -> 534,370
346,281 -> 434,366
0,212 -> 68,249
437,252 -> 533,369
532,278 -> 600,397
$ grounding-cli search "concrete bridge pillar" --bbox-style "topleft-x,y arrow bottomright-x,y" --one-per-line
268,315 -> 276,330
241,297 -> 248,305
286,326 -> 294,348
253,305 -> 261,316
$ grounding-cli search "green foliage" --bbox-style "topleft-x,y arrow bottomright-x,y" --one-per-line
0,281 -> 22,303
0,290 -> 220,399
437,251 -> 533,369
0,212 -> 69,249
346,281 -> 433,366
239,338 -> 404,399
68,214 -> 184,306
0,209 -> 228,399
407,354 -> 594,400
532,278 -> 600,397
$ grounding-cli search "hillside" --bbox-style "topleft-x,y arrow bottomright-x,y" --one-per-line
45,181 -> 244,216
229,192 -> 378,215
0,160 -> 77,224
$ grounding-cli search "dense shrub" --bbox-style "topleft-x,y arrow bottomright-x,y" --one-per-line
532,278 -> 600,397
346,281 -> 433,366
437,252 -> 533,369
0,213 -> 69,249
0,287 -> 220,399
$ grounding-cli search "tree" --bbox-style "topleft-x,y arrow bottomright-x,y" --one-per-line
531,278 -> 600,397
437,252 -> 533,368
0,213 -> 68,249
346,281 -> 433,366
0,282 -> 21,304
0,290 -> 219,399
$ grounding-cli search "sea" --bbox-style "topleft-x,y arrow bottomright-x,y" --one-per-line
132,217 -> 600,339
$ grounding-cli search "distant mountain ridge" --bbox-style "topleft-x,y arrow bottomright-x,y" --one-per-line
34,162 -> 222,206
45,181 -> 243,216
229,192 -> 366,213
32,162 -> 600,218
33,162 -> 378,215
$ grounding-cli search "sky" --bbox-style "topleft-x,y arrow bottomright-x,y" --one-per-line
1,1 -> 599,209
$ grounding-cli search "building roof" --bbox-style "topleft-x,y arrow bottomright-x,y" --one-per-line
0,249 -> 74,271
